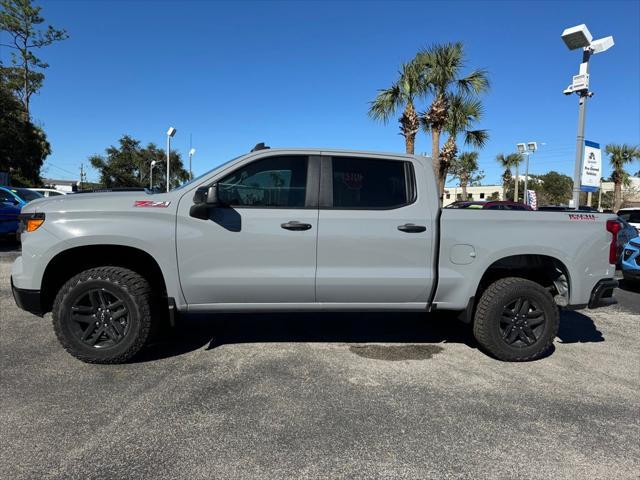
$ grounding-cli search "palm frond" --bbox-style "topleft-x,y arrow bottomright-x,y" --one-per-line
457,69 -> 490,95
463,129 -> 489,148
368,84 -> 402,123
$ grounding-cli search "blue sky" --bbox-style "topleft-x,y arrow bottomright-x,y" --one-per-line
4,0 -> 639,184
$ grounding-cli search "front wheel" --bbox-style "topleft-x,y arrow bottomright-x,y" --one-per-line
473,277 -> 559,361
52,267 -> 153,364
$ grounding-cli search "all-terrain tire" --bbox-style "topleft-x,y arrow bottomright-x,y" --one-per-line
52,266 -> 153,364
473,277 -> 559,361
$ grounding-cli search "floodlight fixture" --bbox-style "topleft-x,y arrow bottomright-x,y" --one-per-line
189,148 -> 196,157
527,142 -> 537,153
561,24 -> 593,50
516,143 -> 526,154
167,127 -> 177,137
590,36 -> 615,54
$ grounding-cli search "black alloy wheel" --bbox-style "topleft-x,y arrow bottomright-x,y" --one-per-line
499,296 -> 547,348
69,287 -> 130,348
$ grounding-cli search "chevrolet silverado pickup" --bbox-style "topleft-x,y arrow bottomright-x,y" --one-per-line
11,148 -> 620,363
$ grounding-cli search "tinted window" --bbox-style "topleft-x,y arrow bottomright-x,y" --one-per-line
49,191 -> 63,196
0,189 -> 15,203
619,210 -> 640,223
486,205 -> 503,210
12,188 -> 42,202
218,156 -> 307,207
332,157 -> 410,209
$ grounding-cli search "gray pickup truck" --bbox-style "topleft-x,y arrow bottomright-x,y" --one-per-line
11,147 -> 620,364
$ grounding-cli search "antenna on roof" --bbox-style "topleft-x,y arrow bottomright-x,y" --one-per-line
251,142 -> 270,152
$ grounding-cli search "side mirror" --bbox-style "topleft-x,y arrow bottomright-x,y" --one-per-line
190,184 -> 222,220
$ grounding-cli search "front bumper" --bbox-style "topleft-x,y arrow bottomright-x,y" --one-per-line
588,278 -> 618,309
11,276 -> 44,316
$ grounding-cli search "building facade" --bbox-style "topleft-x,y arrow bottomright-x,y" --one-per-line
442,185 -> 504,207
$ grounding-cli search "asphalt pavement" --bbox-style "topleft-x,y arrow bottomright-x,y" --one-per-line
1,243 -> 639,480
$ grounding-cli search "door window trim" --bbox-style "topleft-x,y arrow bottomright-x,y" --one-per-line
319,155 -> 417,210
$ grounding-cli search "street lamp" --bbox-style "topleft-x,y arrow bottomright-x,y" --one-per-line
188,148 -> 196,180
149,160 -> 157,190
516,142 -> 537,204
166,127 -> 177,192
561,24 -> 614,209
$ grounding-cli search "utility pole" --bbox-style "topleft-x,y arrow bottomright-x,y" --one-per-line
514,161 -> 519,203
79,163 -> 84,190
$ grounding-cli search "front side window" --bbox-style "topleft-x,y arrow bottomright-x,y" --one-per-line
217,156 -> 307,207
331,157 -> 411,209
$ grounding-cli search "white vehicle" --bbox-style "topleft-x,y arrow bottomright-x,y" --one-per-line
618,208 -> 640,230
28,188 -> 67,198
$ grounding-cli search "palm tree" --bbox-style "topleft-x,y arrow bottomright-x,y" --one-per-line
496,153 -> 522,201
417,42 -> 489,197
606,143 -> 640,211
429,93 -> 488,190
449,151 -> 483,200
368,60 -> 427,154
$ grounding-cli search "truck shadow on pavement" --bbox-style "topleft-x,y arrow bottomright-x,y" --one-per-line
138,309 -> 604,362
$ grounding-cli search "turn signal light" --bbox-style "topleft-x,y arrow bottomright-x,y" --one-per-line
19,213 -> 45,234
26,218 -> 45,232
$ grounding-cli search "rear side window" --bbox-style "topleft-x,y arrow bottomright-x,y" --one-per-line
331,157 -> 412,209
218,155 -> 307,208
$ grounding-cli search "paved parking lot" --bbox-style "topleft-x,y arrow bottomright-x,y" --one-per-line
1,243 -> 639,480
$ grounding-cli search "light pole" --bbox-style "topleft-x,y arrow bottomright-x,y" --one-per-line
149,160 -> 157,190
561,24 -> 614,209
188,148 -> 196,180
516,142 -> 537,204
166,127 -> 177,192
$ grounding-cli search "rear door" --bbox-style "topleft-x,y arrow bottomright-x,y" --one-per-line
315,155 -> 436,304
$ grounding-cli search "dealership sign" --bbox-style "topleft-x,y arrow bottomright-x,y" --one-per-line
581,140 -> 601,192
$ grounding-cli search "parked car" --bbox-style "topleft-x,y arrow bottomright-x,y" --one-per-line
1,187 -> 44,239
618,208 -> 640,230
621,237 -> 640,285
0,190 -> 21,239
12,147 -> 619,364
445,200 -> 533,210
29,188 -> 67,198
538,205 -> 595,212
615,218 -> 639,265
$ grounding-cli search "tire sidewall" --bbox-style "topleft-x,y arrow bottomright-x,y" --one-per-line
480,280 -> 559,361
54,277 -> 146,362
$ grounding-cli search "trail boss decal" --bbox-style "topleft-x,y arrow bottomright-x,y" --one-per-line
568,213 -> 596,221
133,200 -> 171,208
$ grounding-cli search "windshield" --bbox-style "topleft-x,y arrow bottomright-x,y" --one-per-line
11,188 -> 43,202
171,155 -> 243,192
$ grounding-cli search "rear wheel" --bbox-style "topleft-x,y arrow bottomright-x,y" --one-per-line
52,267 -> 153,364
473,277 -> 559,361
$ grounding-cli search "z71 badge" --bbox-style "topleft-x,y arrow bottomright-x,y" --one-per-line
133,200 -> 171,208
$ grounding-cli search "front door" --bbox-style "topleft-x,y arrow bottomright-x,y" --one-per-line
176,155 -> 319,306
316,155 -> 435,305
